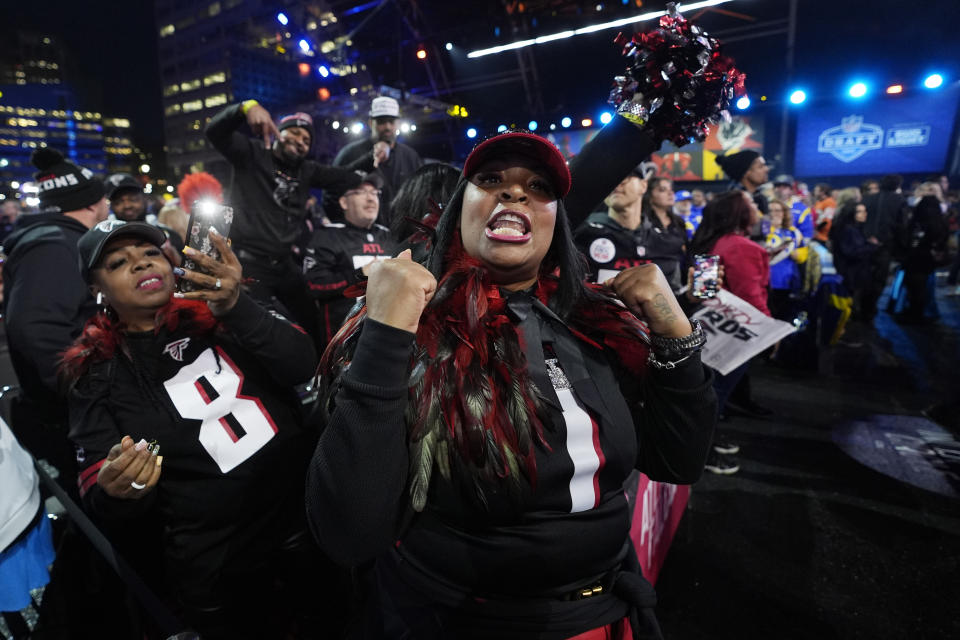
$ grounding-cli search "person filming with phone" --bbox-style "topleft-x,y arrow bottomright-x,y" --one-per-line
61,220 -> 338,638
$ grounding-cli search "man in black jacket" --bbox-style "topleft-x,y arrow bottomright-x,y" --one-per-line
574,166 -> 652,283
326,96 -> 423,225
860,174 -> 909,322
304,173 -> 395,347
1,147 -> 108,476
205,101 -> 360,343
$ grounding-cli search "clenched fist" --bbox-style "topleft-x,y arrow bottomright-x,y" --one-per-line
605,263 -> 693,338
365,249 -> 437,334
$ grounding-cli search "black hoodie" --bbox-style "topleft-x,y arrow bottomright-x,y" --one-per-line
2,212 -> 96,421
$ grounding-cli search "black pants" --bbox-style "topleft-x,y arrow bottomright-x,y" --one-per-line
859,247 -> 892,322
236,249 -> 321,352
902,267 -> 933,320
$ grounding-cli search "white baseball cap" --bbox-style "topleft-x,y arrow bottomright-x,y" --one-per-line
369,96 -> 400,119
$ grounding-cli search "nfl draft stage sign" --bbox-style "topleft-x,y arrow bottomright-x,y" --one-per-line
691,289 -> 796,376
625,471 -> 690,584
794,85 -> 960,177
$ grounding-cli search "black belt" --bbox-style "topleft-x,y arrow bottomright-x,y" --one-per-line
559,568 -> 619,601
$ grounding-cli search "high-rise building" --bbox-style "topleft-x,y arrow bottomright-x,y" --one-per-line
0,32 -> 65,86
0,84 -> 140,201
154,0 -> 361,179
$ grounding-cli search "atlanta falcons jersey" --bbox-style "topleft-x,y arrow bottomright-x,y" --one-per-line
68,293 -> 317,602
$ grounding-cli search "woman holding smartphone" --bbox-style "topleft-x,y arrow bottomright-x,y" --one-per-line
61,220 -> 330,638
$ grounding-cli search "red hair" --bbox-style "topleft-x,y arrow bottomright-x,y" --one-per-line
177,172 -> 223,208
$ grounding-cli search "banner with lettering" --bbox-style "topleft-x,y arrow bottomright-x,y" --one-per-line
692,289 -> 797,376
626,472 -> 690,584
793,85 -> 960,177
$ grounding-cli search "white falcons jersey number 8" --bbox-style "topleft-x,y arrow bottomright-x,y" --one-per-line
163,347 -> 278,473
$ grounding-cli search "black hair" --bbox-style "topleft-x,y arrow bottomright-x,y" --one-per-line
390,162 -> 461,242
688,190 -> 755,257
642,177 -> 686,231
880,174 -> 903,192
426,177 -> 593,320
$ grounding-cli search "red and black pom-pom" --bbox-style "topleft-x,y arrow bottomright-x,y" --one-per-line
608,2 -> 746,147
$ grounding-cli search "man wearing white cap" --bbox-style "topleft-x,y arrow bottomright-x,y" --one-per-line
328,96 -> 423,225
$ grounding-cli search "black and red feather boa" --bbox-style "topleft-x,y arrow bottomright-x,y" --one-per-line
320,240 -> 652,511
60,298 -> 219,382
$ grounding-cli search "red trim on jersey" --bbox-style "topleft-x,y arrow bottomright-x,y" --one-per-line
308,280 -> 347,291
219,416 -> 241,442
590,415 -> 606,509
194,378 -> 213,404
215,346 -> 279,434
78,459 -> 105,497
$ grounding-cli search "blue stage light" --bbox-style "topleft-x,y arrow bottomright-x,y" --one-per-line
789,89 -> 807,105
561,116 -> 572,128
599,111 -> 613,124
497,124 -> 508,133
445,42 -> 453,51
277,12 -> 289,26
848,82 -> 868,98
467,128 -> 478,139
317,65 -> 329,78
735,95 -> 750,110
298,39 -> 311,53
528,120 -> 538,131
924,73 -> 944,89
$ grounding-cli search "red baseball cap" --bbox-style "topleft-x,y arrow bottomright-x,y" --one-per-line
462,131 -> 571,198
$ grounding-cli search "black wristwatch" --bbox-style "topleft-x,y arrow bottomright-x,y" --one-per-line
648,319 -> 706,369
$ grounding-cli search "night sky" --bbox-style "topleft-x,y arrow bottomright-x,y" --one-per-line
3,0 -> 959,174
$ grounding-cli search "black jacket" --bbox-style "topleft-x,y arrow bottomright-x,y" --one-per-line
325,138 -> 423,224
68,293 -> 316,604
205,103 -> 360,257
303,221 -> 396,345
306,317 -> 715,637
2,213 -> 96,421
862,190 -> 909,250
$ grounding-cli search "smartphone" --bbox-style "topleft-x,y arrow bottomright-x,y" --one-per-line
692,254 -> 720,299
180,201 -> 233,292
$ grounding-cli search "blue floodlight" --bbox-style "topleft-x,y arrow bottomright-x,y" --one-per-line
277,12 -> 289,26
924,73 -> 944,89
848,82 -> 868,98
467,127 -> 478,139
299,39 -> 311,53
317,65 -> 330,78
561,116 -> 572,128
599,111 -> 613,124
735,95 -> 750,110
445,42 -> 453,51
528,120 -> 538,131
789,89 -> 807,105
497,124 -> 508,133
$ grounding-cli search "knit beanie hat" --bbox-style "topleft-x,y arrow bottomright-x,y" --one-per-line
278,112 -> 314,146
31,148 -> 104,213
716,150 -> 760,183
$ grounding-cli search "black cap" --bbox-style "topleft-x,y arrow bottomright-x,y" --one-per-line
772,174 -> 794,187
31,147 -> 104,213
716,150 -> 760,183
104,173 -> 142,199
77,220 -> 167,283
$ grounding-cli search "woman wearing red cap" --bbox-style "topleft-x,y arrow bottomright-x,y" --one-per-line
307,130 -> 716,639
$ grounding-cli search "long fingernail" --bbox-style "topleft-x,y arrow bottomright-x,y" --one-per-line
135,438 -> 148,452
209,227 -> 221,236
156,455 -> 163,467
173,267 -> 185,276
183,246 -> 197,256
173,292 -> 185,298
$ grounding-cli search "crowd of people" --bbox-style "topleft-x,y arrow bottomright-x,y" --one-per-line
0,81 -> 957,639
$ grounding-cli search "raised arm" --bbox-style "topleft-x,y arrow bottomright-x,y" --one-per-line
205,102 -> 279,167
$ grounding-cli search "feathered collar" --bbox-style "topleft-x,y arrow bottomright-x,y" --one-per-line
321,241 -> 651,511
60,298 -> 219,382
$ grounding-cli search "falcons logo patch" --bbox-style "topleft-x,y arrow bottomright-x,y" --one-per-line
163,338 -> 191,362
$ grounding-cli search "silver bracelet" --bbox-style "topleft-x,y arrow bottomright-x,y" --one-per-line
647,350 -> 698,370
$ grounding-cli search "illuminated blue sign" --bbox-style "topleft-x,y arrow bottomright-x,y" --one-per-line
795,85 -> 959,176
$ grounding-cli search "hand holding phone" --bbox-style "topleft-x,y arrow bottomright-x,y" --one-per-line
179,201 -> 234,292
692,254 -> 720,299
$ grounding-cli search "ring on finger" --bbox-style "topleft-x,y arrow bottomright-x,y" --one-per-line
130,481 -> 147,490
214,278 -> 222,290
